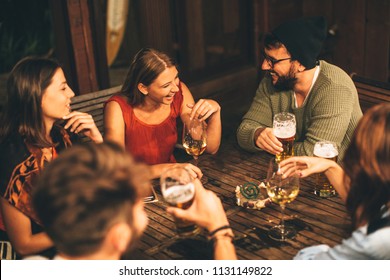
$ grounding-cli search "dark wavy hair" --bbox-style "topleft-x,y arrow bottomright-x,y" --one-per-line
343,103 -> 390,229
33,142 -> 151,256
0,56 -> 61,147
120,48 -> 176,106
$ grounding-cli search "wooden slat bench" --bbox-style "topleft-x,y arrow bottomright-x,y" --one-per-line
351,74 -> 390,113
70,85 -> 121,140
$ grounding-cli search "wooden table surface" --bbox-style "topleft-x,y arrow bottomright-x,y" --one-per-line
125,138 -> 351,260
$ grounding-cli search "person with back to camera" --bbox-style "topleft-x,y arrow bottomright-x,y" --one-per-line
237,16 -> 362,162
0,56 -> 103,258
104,48 -> 222,179
280,103 -> 390,259
31,142 -> 236,260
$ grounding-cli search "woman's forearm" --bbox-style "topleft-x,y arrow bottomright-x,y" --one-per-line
325,162 -> 348,202
205,111 -> 222,154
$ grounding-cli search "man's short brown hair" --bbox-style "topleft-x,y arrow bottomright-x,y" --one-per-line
33,142 -> 151,256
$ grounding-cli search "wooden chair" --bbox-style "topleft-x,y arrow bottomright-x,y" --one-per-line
70,85 -> 121,141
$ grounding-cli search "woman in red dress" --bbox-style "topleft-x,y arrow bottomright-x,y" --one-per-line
104,48 -> 222,178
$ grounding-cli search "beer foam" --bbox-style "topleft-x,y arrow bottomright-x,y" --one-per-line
314,143 -> 338,158
163,183 -> 195,204
273,126 -> 295,138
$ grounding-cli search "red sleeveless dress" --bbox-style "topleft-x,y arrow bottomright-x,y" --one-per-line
106,90 -> 183,165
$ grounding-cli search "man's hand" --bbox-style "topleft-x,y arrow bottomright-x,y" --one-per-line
254,127 -> 283,154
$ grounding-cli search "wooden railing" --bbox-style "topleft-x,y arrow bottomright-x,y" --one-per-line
351,74 -> 390,113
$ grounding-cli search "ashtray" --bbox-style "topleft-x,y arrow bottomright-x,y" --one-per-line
235,182 -> 270,210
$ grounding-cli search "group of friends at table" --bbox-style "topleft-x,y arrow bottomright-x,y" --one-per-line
0,16 -> 389,260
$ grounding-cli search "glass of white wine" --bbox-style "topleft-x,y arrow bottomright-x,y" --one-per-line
183,118 -> 207,166
266,158 -> 300,241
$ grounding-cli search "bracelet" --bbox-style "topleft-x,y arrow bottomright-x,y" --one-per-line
208,225 -> 231,238
210,231 -> 235,246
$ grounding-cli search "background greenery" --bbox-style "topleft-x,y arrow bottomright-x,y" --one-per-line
0,0 -> 53,73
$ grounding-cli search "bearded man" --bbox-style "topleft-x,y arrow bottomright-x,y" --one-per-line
237,16 -> 362,162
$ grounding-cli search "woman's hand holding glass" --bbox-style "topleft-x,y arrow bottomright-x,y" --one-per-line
187,99 -> 221,122
279,156 -> 334,178
172,163 -> 203,180
279,156 -> 347,200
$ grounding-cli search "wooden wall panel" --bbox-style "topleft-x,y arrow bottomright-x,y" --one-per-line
137,0 -> 174,56
302,0 -> 332,20
67,0 -> 99,93
332,0 -> 366,75
184,0 -> 205,70
364,0 -> 390,81
268,0 -> 303,29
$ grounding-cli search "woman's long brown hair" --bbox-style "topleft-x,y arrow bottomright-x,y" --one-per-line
343,103 -> 390,228
0,56 -> 61,147
120,48 -> 176,106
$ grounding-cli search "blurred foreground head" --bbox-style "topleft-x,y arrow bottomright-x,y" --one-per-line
33,142 -> 151,259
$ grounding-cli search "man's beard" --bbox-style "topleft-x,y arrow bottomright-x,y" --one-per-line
270,67 -> 297,91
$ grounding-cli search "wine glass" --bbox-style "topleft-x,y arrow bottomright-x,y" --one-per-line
266,158 -> 300,241
183,118 -> 207,166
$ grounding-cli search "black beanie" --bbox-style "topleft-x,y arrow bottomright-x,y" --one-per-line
272,16 -> 327,69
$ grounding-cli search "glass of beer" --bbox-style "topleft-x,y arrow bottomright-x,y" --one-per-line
160,166 -> 201,236
313,141 -> 339,198
273,112 -> 296,163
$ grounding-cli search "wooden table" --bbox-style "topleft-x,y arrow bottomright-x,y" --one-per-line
125,138 -> 351,260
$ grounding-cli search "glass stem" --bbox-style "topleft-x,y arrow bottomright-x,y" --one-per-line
193,156 -> 199,166
280,204 -> 286,237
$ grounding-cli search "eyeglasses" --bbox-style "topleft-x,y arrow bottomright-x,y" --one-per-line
261,50 -> 291,68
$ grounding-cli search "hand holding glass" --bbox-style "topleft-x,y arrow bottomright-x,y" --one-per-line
273,112 -> 296,163
313,141 -> 338,198
160,166 -> 201,236
266,159 -> 300,241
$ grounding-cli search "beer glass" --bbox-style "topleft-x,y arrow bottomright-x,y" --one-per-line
183,118 -> 207,166
160,166 -> 201,236
266,158 -> 300,241
313,141 -> 339,198
273,112 -> 296,163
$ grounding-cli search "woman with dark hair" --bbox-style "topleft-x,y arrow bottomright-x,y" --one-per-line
0,56 -> 103,258
280,103 -> 390,259
104,48 -> 222,178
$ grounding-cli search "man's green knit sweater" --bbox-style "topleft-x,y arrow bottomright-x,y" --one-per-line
237,61 -> 363,161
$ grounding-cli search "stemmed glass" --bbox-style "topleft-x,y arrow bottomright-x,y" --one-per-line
266,158 -> 300,241
183,118 -> 207,166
